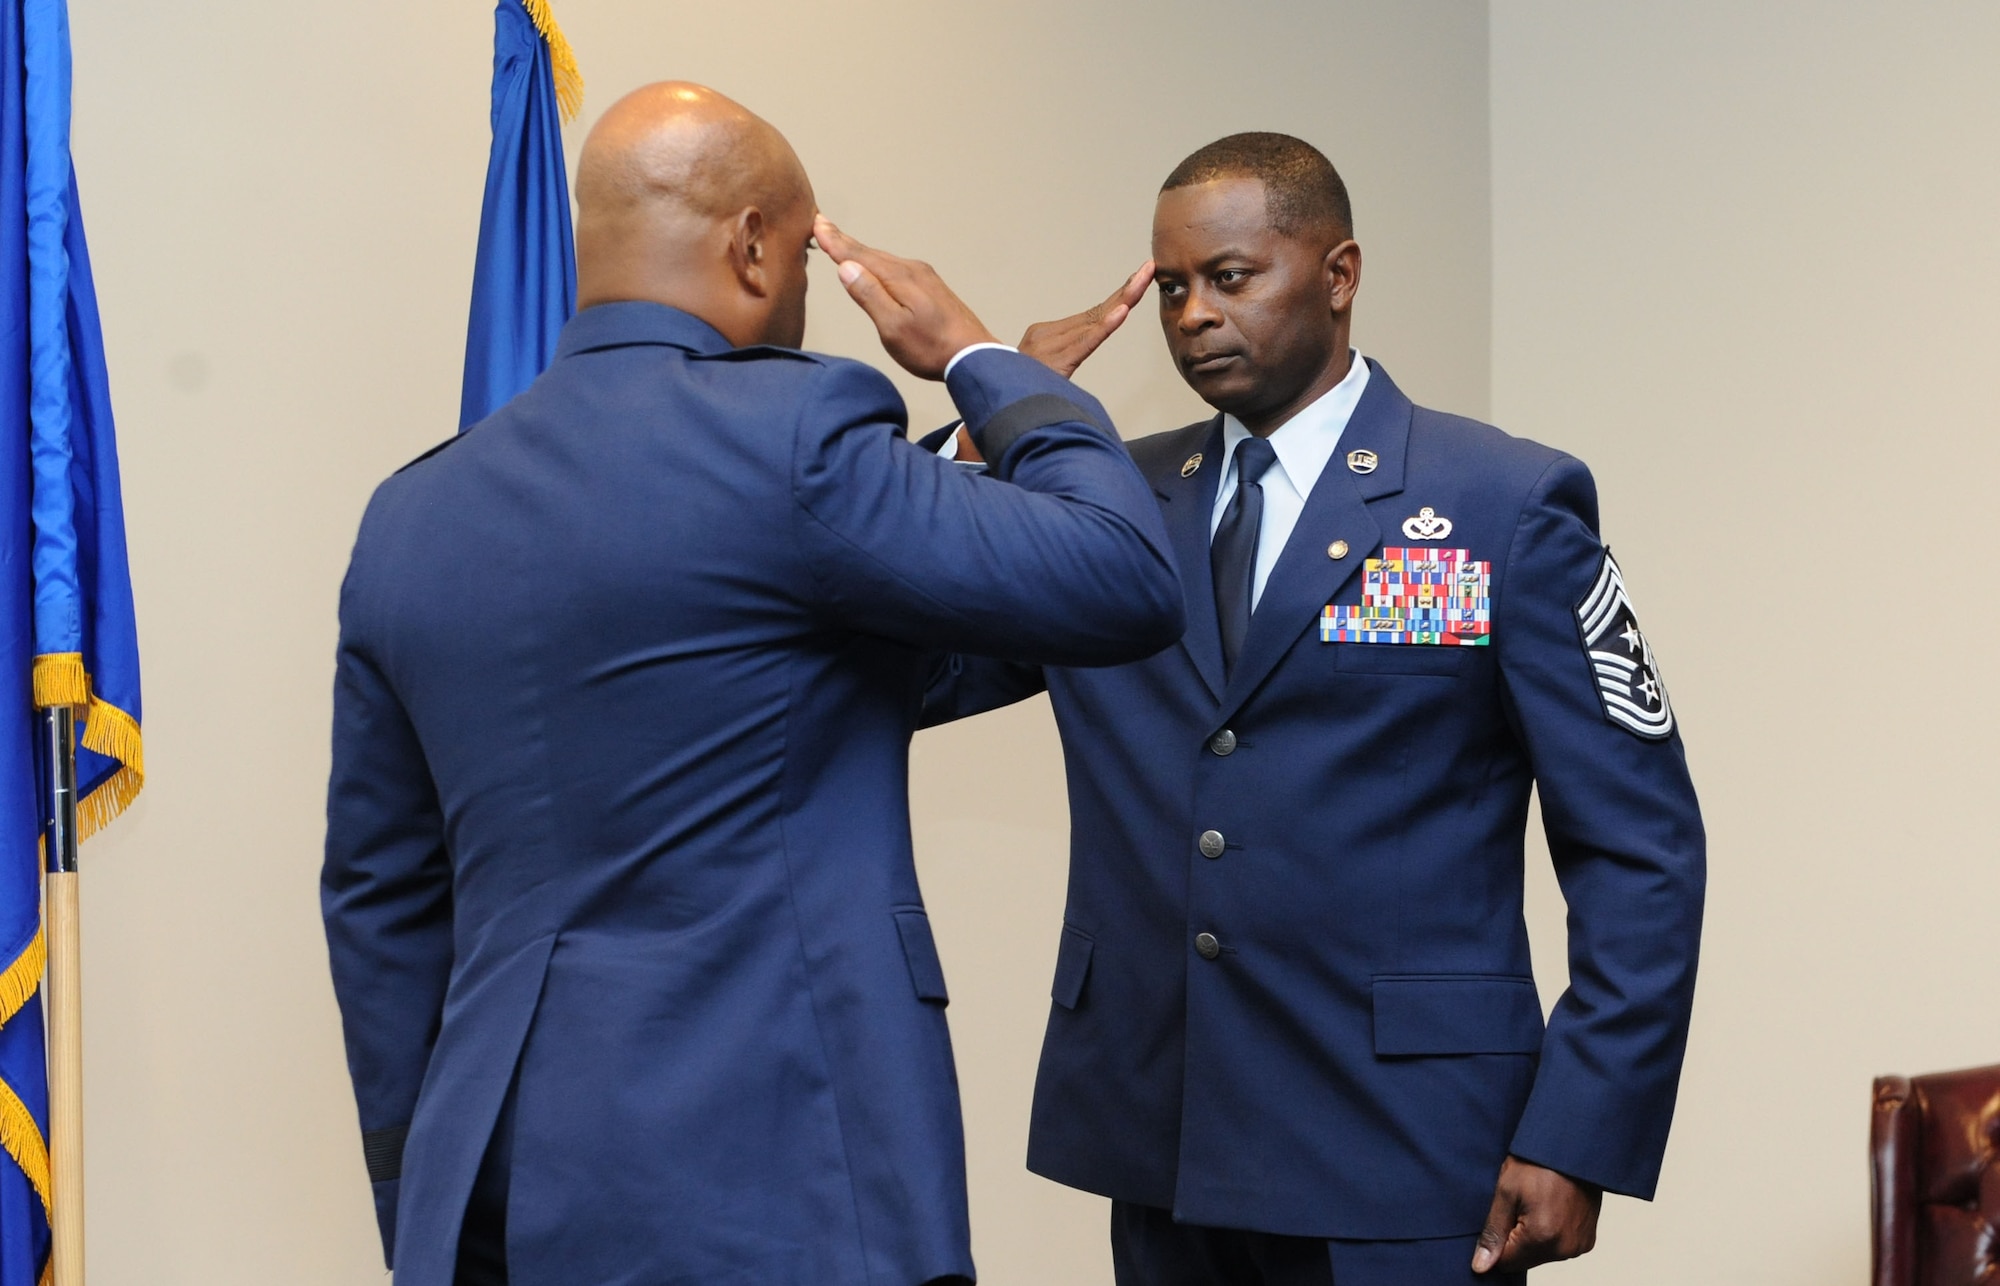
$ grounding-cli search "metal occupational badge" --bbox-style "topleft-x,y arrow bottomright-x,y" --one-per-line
1320,547 -> 1491,645
1181,453 -> 1203,478
1575,550 -> 1673,740
1401,507 -> 1453,540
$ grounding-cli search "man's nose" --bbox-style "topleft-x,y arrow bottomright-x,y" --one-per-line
1177,286 -> 1222,334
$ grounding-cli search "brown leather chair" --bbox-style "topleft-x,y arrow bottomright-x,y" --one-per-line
1872,1063 -> 2000,1286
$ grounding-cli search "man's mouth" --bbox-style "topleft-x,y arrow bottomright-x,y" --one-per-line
1184,352 -> 1240,375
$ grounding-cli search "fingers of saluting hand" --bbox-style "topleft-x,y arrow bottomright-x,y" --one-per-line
815,216 -> 897,306
1471,1158 -> 1601,1274
811,214 -> 996,380
1111,259 -> 1156,312
1018,261 -> 1156,378
813,215 -> 870,273
1082,260 -> 1155,329
817,215 -> 934,342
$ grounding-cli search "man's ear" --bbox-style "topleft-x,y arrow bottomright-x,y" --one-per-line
1325,239 -> 1361,313
729,207 -> 771,298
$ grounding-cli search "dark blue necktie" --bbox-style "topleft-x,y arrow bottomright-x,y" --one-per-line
1211,436 -> 1278,675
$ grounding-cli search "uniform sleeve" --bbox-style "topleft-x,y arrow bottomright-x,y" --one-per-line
321,557 -> 455,1266
919,652 -> 1049,728
790,351 -> 1184,667
1493,455 -> 1706,1200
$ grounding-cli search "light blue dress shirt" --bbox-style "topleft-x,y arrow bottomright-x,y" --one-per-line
1211,350 -> 1370,609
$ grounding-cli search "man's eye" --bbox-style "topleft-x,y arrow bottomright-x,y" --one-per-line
1158,282 -> 1185,298
1216,269 -> 1246,285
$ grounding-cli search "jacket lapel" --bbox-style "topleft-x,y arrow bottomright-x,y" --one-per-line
1219,362 -> 1413,718
1156,418 -> 1227,702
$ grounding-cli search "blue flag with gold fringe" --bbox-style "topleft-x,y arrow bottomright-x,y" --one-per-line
459,0 -> 581,430
0,2 -> 55,1277
18,0 -> 141,817
1,0 -> 145,1275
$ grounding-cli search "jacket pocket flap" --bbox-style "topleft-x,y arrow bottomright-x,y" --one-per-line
1331,642 -> 1471,676
1372,974 -> 1543,1055
1051,924 -> 1095,1010
894,910 -> 949,1005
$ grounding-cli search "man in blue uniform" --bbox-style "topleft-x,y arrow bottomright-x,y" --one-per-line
928,134 -> 1706,1284
321,83 -> 1182,1286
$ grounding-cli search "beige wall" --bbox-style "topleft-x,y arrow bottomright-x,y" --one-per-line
66,3 -> 2000,1283
1492,5 -> 2000,1283
62,4 -> 2000,1283
62,3 -> 1489,1282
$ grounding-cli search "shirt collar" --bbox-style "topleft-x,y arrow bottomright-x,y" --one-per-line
1219,349 -> 1371,493
554,301 -> 737,360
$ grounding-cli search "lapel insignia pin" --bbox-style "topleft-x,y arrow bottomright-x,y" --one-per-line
1181,453 -> 1203,478
1346,449 -> 1378,475
1327,540 -> 1349,560
1401,507 -> 1453,540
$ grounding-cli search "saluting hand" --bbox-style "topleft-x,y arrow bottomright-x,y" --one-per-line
1018,261 -> 1155,377
1471,1156 -> 1602,1275
815,216 -> 999,380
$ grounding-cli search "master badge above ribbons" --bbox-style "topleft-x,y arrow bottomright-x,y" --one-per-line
1575,549 -> 1674,740
1320,547 -> 1491,646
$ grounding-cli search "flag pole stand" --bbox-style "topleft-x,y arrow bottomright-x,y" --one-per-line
43,706 -> 83,1286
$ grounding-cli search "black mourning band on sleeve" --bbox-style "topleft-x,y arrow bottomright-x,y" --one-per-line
363,1124 -> 410,1183
970,394 -> 1103,468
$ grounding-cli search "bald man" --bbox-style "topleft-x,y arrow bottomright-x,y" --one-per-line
322,83 -> 1181,1286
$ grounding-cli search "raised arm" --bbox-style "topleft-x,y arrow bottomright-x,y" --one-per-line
795,219 -> 1182,665
920,652 -> 1049,728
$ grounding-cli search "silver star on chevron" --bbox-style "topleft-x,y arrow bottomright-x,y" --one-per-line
1637,676 -> 1660,706
1620,623 -> 1644,653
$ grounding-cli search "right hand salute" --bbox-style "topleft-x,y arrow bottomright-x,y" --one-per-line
1018,261 -> 1154,377
815,215 -> 999,380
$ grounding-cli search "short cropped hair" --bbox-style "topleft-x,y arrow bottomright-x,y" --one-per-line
1161,132 -> 1353,241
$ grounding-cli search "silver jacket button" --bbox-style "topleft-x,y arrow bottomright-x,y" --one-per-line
1208,729 -> 1237,756
1198,830 -> 1226,859
1194,932 -> 1221,960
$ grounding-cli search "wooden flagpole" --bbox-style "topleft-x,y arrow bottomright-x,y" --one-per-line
44,706 -> 83,1286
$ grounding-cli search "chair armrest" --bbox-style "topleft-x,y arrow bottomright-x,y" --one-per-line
1871,1075 -> 1917,1286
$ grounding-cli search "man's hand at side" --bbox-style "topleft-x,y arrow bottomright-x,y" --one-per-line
1471,1156 -> 1602,1275
815,215 -> 998,380
1018,262 -> 1154,377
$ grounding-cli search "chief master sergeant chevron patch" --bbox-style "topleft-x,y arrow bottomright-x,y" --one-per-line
1575,550 -> 1674,740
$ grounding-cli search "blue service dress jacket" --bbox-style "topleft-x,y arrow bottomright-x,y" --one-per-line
923,360 -> 1706,1240
322,302 -> 1183,1286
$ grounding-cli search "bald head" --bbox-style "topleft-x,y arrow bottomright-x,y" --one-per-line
578,82 -> 809,224
575,83 -> 816,348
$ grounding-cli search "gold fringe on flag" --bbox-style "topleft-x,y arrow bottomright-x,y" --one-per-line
0,926 -> 44,1031
521,0 -> 585,122
32,654 -> 145,838
0,1075 -> 51,1215
30,654 -> 86,710
77,763 -> 140,842
78,694 -> 143,841
0,918 -> 48,1249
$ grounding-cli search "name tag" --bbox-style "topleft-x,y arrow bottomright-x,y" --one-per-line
1321,546 -> 1491,646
